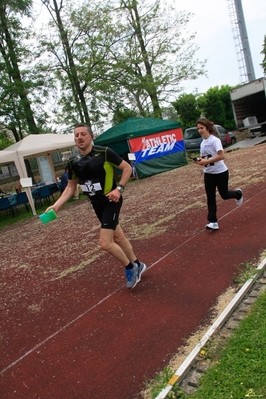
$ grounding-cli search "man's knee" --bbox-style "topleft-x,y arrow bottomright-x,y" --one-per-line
114,234 -> 123,245
99,235 -> 114,252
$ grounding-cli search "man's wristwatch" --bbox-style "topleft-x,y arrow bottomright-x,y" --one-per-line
116,184 -> 125,193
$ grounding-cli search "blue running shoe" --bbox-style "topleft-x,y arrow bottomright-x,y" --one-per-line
125,261 -> 146,289
134,261 -> 146,282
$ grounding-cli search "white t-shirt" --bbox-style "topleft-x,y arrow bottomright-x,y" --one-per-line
200,134 -> 228,174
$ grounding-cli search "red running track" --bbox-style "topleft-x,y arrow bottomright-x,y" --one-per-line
1,145 -> 266,399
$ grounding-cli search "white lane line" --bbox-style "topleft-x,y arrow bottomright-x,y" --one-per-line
0,288 -> 121,375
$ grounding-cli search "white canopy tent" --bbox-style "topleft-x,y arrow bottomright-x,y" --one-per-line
0,134 -> 76,215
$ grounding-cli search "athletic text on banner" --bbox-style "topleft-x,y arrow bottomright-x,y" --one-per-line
128,128 -> 184,164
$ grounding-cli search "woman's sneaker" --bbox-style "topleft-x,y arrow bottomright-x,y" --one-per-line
236,189 -> 243,206
125,261 -> 146,289
205,222 -> 219,230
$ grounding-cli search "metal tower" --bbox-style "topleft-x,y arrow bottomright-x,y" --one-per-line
227,0 -> 256,83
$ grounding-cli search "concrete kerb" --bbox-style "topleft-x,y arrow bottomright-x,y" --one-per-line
154,255 -> 266,399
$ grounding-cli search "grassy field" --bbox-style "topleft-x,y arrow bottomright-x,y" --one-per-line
0,193 -> 86,229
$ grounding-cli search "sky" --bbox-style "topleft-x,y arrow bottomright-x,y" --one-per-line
32,0 -> 266,95
179,0 -> 266,94
31,0 -> 266,127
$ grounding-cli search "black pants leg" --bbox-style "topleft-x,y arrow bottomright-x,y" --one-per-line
216,170 -> 239,200
204,172 -> 218,222
204,170 -> 240,222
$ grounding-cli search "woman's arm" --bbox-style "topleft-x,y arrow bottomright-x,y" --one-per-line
197,150 -> 225,166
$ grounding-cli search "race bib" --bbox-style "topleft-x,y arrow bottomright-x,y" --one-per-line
80,180 -> 102,196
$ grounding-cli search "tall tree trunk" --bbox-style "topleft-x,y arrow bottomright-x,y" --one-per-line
125,0 -> 162,118
0,6 -> 39,134
51,0 -> 92,126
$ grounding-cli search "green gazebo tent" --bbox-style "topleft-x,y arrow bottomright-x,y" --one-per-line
94,117 -> 187,179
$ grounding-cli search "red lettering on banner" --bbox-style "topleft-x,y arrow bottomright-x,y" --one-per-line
129,128 -> 183,152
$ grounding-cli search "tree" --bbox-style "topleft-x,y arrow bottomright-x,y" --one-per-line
172,93 -> 201,131
38,0 -> 102,130
112,108 -> 139,125
198,85 -> 235,130
172,86 -> 236,132
35,0 -> 206,131
0,0 -> 40,139
261,35 -> 266,75
0,125 -> 14,150
95,0 -> 206,119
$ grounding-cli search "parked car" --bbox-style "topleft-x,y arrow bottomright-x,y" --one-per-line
184,124 -> 237,152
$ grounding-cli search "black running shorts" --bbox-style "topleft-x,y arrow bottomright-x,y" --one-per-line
91,196 -> 123,230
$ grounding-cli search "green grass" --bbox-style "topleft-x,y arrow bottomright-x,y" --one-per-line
169,288 -> 266,399
146,367 -> 175,398
0,180 -> 137,229
233,261 -> 259,285
0,193 -> 86,229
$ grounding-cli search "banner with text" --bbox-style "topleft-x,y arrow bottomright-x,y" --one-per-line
128,128 -> 184,164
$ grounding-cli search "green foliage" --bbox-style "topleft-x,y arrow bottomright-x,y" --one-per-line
172,93 -> 201,130
0,0 -> 45,136
0,129 -> 14,150
146,366 -> 174,398
161,106 -> 179,122
1,0 -> 235,135
197,85 -> 236,130
167,387 -> 187,399
233,261 -> 258,285
261,35 -> 266,75
36,0 -> 205,130
112,108 -> 139,125
173,85 -> 236,132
